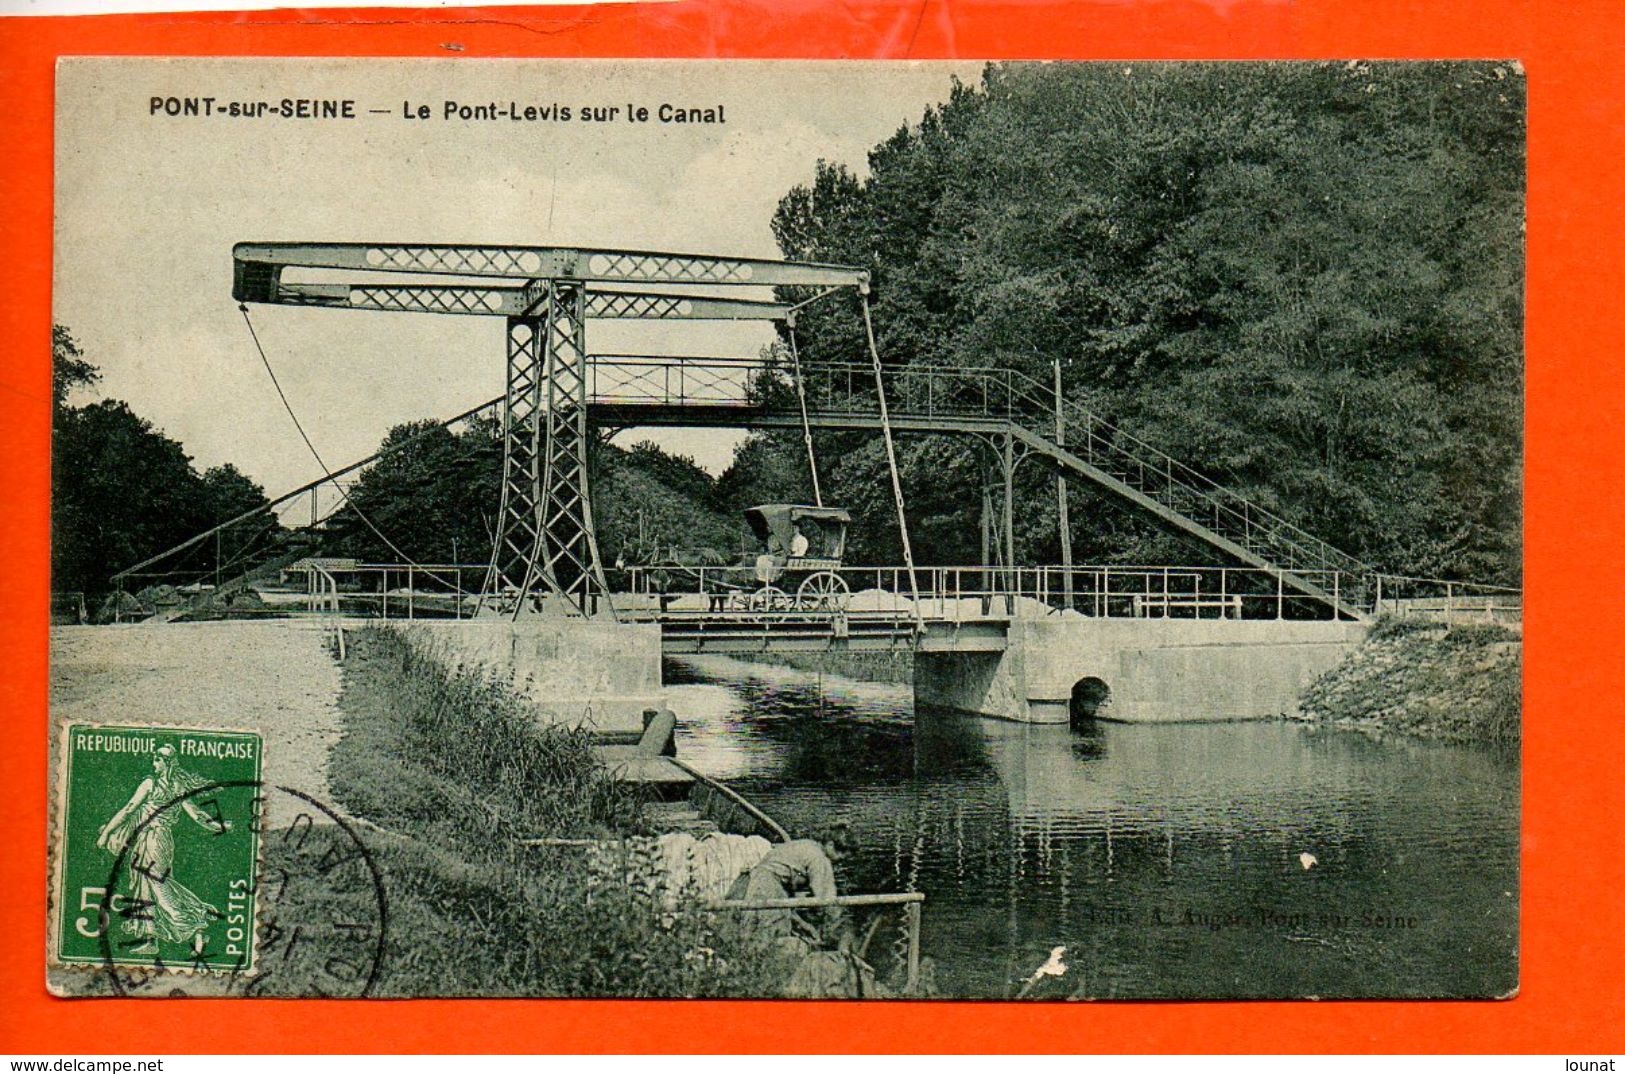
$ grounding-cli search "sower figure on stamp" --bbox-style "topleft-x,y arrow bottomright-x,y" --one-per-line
96,744 -> 231,957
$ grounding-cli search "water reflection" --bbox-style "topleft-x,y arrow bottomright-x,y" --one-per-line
664,655 -> 1518,1000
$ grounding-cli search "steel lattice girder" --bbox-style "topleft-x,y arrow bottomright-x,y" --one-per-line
233,241 -> 868,302
526,284 -> 611,615
268,281 -> 791,320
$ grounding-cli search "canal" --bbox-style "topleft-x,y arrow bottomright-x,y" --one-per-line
665,655 -> 1519,1000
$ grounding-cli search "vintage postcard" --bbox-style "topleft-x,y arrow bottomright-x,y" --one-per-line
49,56 -> 1522,999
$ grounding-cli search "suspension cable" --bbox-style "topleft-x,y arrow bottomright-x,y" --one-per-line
786,319 -> 823,507
239,304 -> 463,592
859,292 -> 922,627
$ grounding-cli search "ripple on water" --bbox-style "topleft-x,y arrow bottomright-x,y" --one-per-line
664,655 -> 1518,999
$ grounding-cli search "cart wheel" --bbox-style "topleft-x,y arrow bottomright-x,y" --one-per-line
797,572 -> 850,612
748,586 -> 788,615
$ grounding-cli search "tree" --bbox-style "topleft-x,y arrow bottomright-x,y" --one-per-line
319,420 -> 742,576
53,399 -> 213,595
52,323 -> 284,598
200,464 -> 277,578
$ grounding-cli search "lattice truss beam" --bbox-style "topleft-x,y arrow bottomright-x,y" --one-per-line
233,241 -> 868,301
268,282 -> 792,320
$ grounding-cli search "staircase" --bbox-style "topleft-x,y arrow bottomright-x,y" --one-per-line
996,368 -> 1372,618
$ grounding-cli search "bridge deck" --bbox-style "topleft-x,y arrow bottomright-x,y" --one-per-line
650,611 -> 1010,654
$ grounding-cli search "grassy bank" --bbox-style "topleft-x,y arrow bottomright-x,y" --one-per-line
1298,618 -> 1521,745
263,626 -> 791,997
728,649 -> 914,684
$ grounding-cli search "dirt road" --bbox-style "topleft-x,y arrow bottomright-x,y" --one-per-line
50,620 -> 346,823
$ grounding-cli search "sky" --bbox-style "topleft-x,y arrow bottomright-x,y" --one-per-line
54,57 -> 982,517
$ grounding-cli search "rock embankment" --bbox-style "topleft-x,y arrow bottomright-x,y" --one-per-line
1297,618 -> 1520,745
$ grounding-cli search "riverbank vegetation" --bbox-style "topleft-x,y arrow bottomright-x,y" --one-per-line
262,627 -> 791,997
1298,617 -> 1521,745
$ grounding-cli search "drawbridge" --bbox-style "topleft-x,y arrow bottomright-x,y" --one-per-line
227,241 -> 1372,624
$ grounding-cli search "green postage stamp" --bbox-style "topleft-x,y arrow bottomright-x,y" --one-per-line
52,723 -> 263,973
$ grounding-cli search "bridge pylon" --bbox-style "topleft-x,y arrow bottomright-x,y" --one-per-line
483,286 -> 612,618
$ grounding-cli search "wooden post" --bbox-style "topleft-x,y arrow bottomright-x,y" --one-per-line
408,565 -> 415,620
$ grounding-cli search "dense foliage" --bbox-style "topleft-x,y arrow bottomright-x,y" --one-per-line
764,62 -> 1523,581
51,327 -> 278,598
319,417 -> 504,567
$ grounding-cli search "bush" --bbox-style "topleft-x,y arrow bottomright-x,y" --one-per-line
1367,614 -> 1443,642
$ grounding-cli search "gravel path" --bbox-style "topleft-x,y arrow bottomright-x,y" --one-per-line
50,620 -> 347,826
48,620 -> 353,996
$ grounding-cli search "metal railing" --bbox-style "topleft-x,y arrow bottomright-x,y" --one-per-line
1369,573 -> 1523,626
277,562 -> 488,618
255,558 -> 1520,627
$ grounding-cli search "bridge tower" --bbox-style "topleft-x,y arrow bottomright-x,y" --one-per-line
231,242 -> 869,616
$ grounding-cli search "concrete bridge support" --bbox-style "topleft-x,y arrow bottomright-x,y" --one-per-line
392,619 -> 665,734
915,617 -> 1367,724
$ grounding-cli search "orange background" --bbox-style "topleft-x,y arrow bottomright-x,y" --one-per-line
0,0 -> 1619,1053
